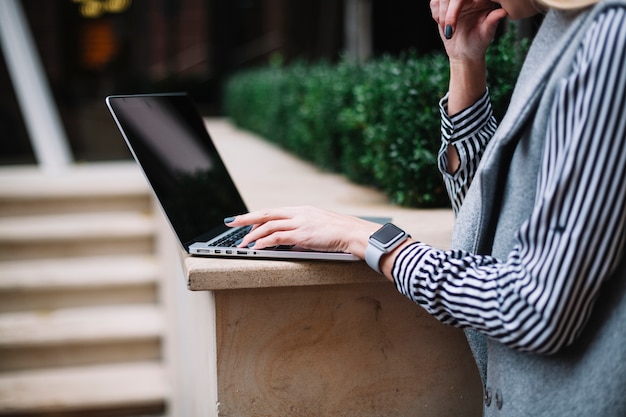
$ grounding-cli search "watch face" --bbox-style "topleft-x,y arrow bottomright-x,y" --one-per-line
371,223 -> 405,246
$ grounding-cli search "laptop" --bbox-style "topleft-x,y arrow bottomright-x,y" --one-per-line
106,92 -> 369,261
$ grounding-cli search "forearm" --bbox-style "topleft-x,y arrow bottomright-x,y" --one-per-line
438,91 -> 497,213
446,58 -> 487,173
447,58 -> 487,116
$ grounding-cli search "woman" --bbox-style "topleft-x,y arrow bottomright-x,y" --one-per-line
225,0 -> 626,413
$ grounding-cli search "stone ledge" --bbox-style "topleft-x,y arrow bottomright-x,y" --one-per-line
185,256 -> 384,291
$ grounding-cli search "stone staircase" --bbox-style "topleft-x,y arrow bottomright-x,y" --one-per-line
0,163 -> 171,416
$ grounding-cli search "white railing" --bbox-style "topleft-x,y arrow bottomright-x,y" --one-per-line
0,0 -> 73,173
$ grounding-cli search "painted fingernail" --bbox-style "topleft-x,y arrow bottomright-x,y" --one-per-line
444,25 -> 453,40
224,217 -> 235,224
247,242 -> 256,249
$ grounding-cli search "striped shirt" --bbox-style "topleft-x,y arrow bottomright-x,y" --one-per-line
393,8 -> 626,354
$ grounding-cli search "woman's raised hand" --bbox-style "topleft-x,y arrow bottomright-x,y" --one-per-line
432,0 -> 508,115
431,0 -> 508,61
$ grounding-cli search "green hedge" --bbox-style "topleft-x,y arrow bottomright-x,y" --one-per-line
224,29 -> 529,207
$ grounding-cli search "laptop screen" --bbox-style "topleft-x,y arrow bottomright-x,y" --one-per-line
106,93 -> 248,250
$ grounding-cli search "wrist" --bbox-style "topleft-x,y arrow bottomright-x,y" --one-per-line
348,222 -> 381,259
379,238 -> 414,278
448,58 -> 487,116
365,223 -> 411,274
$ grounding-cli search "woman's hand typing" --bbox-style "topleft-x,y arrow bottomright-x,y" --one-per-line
225,206 -> 381,260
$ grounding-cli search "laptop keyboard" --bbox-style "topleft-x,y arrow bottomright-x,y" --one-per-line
211,226 -> 252,247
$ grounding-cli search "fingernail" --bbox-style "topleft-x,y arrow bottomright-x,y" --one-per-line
224,217 -> 235,224
444,25 -> 453,40
247,242 -> 256,249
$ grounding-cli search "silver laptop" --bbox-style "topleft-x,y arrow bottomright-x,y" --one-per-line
106,92 -> 372,261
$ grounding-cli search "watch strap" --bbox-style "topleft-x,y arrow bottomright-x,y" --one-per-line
365,224 -> 409,274
365,242 -> 384,274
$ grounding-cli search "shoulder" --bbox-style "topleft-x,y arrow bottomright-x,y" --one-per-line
573,5 -> 626,69
588,3 -> 626,32
584,1 -> 626,37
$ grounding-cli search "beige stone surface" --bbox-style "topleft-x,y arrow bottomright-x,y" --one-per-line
214,283 -> 482,417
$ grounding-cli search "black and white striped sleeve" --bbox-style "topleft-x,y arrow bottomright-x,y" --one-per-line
396,8 -> 626,354
438,91 -> 498,214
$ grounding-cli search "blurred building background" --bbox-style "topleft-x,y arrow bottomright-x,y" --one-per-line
1,0 -> 443,167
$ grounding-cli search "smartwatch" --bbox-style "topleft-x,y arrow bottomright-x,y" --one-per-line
365,223 -> 410,274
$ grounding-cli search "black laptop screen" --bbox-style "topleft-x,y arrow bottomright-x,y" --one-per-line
107,93 -> 248,249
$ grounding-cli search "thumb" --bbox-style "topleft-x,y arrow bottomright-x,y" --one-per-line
483,8 -> 508,40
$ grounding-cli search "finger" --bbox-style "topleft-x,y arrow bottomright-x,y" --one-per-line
224,208 -> 288,227
431,0 -> 450,41
246,230 -> 294,249
443,0 -> 463,38
238,218 -> 296,248
439,0 -> 451,32
430,0 -> 441,24
482,8 -> 508,39
444,0 -> 495,39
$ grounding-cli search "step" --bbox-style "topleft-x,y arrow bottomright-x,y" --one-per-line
0,255 -> 159,291
0,212 -> 157,261
0,305 -> 164,371
0,305 -> 163,349
0,212 -> 156,243
0,193 -> 151,218
0,339 -> 162,373
0,255 -> 161,313
0,362 -> 167,415
0,163 -> 151,217
0,163 -> 147,197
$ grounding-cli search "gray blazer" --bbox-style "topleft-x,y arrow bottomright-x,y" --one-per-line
451,1 -> 626,415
